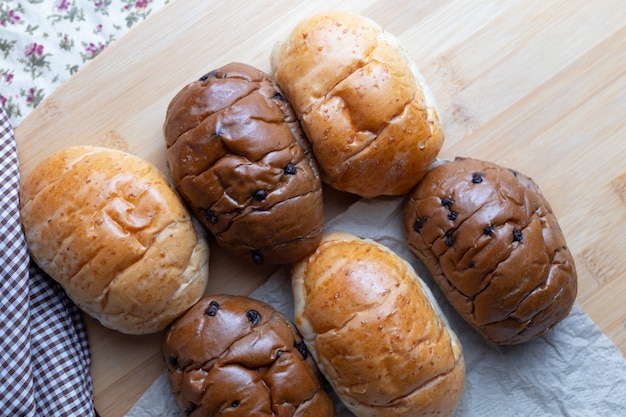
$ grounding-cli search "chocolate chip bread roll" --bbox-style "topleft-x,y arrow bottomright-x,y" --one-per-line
164,62 -> 324,265
162,295 -> 336,417
403,157 -> 577,345
271,11 -> 444,198
292,232 -> 465,417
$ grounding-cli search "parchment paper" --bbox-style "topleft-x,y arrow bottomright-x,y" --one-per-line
126,196 -> 626,417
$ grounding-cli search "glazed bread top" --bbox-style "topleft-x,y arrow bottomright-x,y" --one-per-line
271,11 -> 444,197
164,62 -> 324,265
403,157 -> 578,344
19,145 -> 209,334
162,294 -> 337,416
292,232 -> 465,417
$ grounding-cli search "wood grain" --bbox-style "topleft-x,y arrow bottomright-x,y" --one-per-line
14,1 -> 625,416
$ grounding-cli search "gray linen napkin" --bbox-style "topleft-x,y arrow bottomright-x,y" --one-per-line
0,106 -> 95,416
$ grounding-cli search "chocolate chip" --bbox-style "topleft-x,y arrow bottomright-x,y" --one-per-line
252,190 -> 267,201
272,91 -> 286,101
468,261 -> 475,268
447,211 -> 458,221
444,231 -> 455,247
184,404 -> 197,416
483,225 -> 494,236
230,400 -> 240,408
169,355 -> 179,367
512,229 -> 524,242
508,168 -> 519,178
251,250 -> 263,265
206,301 -> 220,316
413,216 -> 427,233
294,340 -> 308,359
199,208 -> 218,224
246,309 -> 261,324
471,172 -> 484,183
284,163 -> 297,175
441,197 -> 454,208
198,71 -> 219,81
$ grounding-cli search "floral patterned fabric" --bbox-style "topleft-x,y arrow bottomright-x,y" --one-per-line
0,0 -> 171,128
0,1 -> 170,413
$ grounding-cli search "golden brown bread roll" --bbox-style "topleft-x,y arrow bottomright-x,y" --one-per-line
164,62 -> 324,266
162,294 -> 337,417
19,146 -> 209,334
402,157 -> 578,345
271,11 -> 444,198
292,232 -> 465,417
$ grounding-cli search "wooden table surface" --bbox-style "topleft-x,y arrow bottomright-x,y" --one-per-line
14,1 -> 625,416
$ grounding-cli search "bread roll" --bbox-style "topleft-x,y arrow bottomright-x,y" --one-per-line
292,232 -> 465,417
164,62 -> 324,266
271,11 -> 444,198
19,146 -> 209,334
162,294 -> 337,417
403,157 -> 577,345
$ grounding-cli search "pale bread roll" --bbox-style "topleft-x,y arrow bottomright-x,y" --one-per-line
292,232 -> 465,417
19,146 -> 209,334
271,11 -> 444,198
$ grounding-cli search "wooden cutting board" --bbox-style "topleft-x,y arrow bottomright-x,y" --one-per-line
14,1 -> 625,416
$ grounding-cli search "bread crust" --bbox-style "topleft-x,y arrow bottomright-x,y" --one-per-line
403,157 -> 578,344
271,11 -> 443,198
162,294 -> 337,416
164,62 -> 324,265
19,146 -> 209,334
292,232 -> 465,417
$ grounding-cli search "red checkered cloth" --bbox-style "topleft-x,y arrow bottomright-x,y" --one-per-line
0,106 -> 95,416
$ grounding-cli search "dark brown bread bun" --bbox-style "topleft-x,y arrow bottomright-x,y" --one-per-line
162,294 -> 337,417
163,62 -> 324,265
402,157 -> 577,345
271,11 -> 444,198
292,232 -> 465,417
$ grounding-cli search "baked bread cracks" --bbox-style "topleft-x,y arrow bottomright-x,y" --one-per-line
292,232 -> 465,417
19,146 -> 209,334
163,294 -> 337,416
403,157 -> 578,344
164,62 -> 324,266
271,11 -> 443,198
